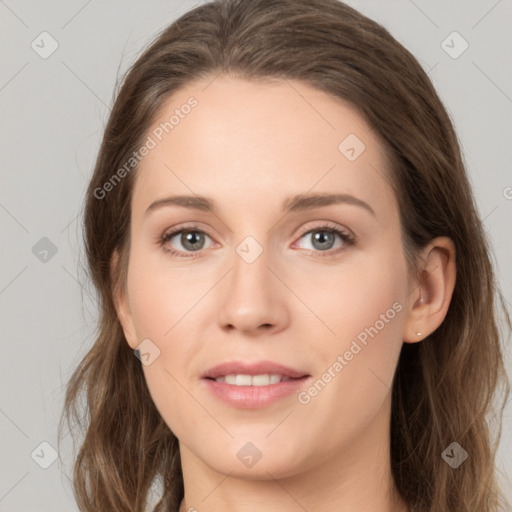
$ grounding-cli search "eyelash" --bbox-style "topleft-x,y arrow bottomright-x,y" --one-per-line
159,221 -> 356,259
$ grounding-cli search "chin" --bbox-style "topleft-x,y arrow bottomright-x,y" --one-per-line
199,438 -> 311,480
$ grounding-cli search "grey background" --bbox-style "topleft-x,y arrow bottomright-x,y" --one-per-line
1,0 -> 511,510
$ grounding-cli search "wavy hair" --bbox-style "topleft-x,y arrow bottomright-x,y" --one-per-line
59,0 -> 510,510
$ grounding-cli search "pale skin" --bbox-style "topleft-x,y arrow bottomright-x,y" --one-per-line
113,75 -> 456,512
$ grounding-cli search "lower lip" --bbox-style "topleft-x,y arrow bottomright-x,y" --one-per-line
203,377 -> 310,409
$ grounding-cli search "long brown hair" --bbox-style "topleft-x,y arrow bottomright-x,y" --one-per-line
59,0 -> 511,510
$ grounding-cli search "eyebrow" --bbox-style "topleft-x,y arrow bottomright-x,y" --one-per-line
145,192 -> 376,217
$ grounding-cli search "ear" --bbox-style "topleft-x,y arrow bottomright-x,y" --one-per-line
111,249 -> 138,349
402,236 -> 456,343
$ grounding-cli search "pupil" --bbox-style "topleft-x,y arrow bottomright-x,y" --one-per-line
183,231 -> 203,251
313,231 -> 334,250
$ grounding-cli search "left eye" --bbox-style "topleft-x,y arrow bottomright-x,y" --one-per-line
295,226 -> 353,254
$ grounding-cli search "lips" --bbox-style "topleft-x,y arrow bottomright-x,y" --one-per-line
201,360 -> 309,380
201,360 -> 311,409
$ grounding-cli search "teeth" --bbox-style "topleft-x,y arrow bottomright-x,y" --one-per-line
254,374 -> 272,386
216,374 -> 292,386
235,374 -> 252,386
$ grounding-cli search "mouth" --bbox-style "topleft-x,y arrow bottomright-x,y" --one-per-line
201,360 -> 311,409
206,374 -> 303,386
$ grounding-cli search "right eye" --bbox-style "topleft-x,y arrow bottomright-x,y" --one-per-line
160,225 -> 216,258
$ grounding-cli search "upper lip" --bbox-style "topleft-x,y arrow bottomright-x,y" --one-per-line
201,360 -> 309,379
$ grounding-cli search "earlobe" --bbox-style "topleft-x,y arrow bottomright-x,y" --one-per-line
403,237 -> 456,343
111,249 -> 138,349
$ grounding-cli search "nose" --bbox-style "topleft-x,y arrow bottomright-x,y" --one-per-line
217,243 -> 290,335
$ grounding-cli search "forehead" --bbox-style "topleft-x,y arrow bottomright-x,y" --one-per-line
131,75 -> 397,223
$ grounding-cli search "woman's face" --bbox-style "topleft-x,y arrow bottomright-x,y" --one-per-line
115,75 -> 416,479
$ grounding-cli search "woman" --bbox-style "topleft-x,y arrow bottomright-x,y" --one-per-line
60,0 -> 510,510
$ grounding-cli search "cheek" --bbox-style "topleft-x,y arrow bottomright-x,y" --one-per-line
125,257 -> 202,434
142,361 -> 202,438
295,250 -> 407,428
303,250 -> 407,355
126,246 -> 209,342
124,251 -> 214,429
